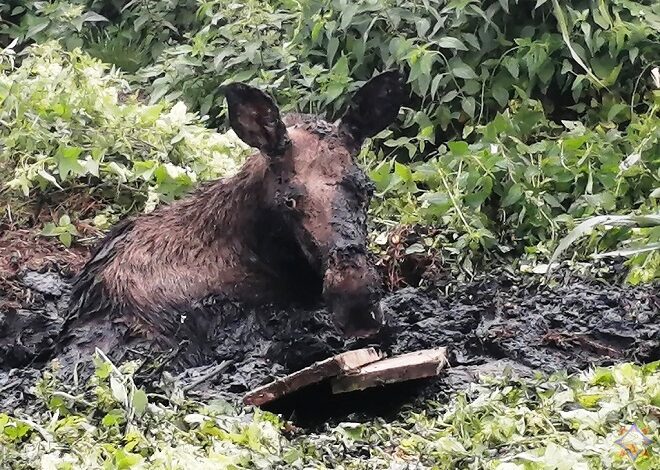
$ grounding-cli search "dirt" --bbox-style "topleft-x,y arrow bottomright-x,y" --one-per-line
0,228 -> 89,311
1,250 -> 658,427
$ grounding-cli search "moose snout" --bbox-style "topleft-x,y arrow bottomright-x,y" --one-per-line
323,261 -> 384,338
335,297 -> 385,338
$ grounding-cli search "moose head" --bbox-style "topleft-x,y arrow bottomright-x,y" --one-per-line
222,71 -> 407,338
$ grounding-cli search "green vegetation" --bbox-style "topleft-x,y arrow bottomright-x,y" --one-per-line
1,0 -> 658,281
0,1 -> 659,468
1,356 -> 658,469
0,41 -> 249,230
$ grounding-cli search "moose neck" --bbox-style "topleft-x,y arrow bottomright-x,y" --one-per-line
187,153 -> 324,304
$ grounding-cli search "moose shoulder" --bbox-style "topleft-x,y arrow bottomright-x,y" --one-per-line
63,71 -> 407,355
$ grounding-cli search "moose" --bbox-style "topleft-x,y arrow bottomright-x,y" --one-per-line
60,71 -> 407,359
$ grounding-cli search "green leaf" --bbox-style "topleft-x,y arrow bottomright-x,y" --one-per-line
114,449 -> 142,469
110,377 -> 128,406
369,159 -> 391,182
492,86 -> 509,107
41,223 -> 59,237
592,243 -> 660,259
134,14 -> 149,32
436,37 -> 468,51
441,90 -> 459,103
83,157 -> 100,177
327,37 -> 339,66
420,192 -> 452,216
311,20 -> 324,43
405,243 -> 426,255
56,146 -> 84,180
462,97 -> 476,118
420,52 -> 435,76
325,82 -> 345,104
26,21 -> 49,39
338,423 -> 366,441
547,215 -> 660,274
431,74 -> 444,97
340,4 -> 358,30
283,448 -> 303,464
101,409 -> 125,428
37,170 -> 63,190
591,368 -> 615,385
552,0 -> 606,89
131,389 -> 148,416
503,57 -> 519,79
80,12 -> 109,23
95,361 -> 113,380
607,103 -> 627,121
502,184 -> 524,207
59,232 -> 72,248
451,60 -> 478,80
416,18 -> 430,37
133,161 -> 157,181
448,141 -> 469,156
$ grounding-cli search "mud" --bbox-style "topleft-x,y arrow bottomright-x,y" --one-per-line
0,265 -> 658,426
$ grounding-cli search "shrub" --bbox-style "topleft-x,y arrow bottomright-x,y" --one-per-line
0,41 -> 249,229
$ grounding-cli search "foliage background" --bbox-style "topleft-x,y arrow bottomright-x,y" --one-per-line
1,0 -> 658,282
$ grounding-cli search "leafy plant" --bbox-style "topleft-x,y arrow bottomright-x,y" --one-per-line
367,93 -> 659,274
548,214 -> 660,284
41,214 -> 79,247
0,0 -> 108,49
0,41 -> 250,227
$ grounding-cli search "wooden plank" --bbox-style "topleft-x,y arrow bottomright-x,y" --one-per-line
331,347 -> 448,394
243,347 -> 383,406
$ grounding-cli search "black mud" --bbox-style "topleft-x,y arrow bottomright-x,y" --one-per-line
1,267 -> 658,426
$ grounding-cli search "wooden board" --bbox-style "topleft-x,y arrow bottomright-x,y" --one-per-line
331,347 -> 448,394
243,347 -> 383,406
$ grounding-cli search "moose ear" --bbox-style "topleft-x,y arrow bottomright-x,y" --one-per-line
339,70 -> 408,144
221,83 -> 290,156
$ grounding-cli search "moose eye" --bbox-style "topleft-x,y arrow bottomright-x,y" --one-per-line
285,197 -> 297,209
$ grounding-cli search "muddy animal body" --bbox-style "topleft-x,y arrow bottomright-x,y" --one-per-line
64,71 -> 407,353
